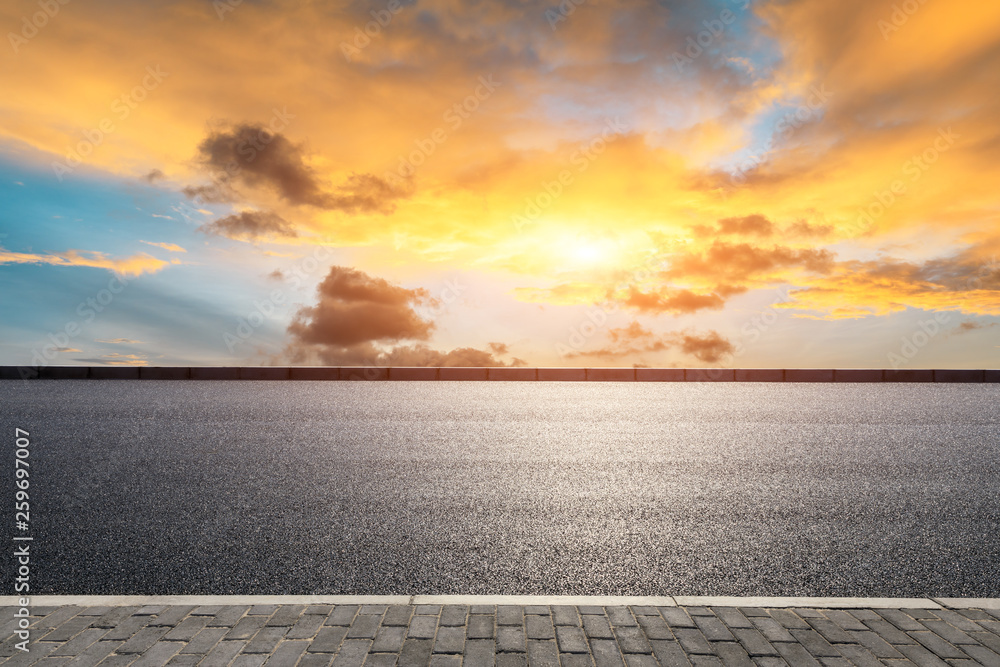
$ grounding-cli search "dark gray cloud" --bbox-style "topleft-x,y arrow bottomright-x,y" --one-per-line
200,210 -> 298,240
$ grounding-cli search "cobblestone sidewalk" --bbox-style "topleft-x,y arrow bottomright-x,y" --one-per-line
3,602 -> 1000,666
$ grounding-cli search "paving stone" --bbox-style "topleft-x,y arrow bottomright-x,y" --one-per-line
132,640 -> 183,666
298,654 -> 336,667
848,630 -> 905,658
553,606 -> 581,627
150,606 -> 195,627
439,606 -> 468,627
527,615 -> 555,640
956,609 -> 992,621
497,626 -> 527,653
591,639 -> 627,667
309,627 -> 349,653
93,607 -> 141,629
433,626 -> 466,654
748,617 -> 794,643
878,610 -> 926,632
579,607 -> 606,616
328,606 -> 361,626
192,606 -> 223,616
961,644 -> 1000,667
264,639 -> 309,665
433,656 -> 464,667
371,625 -> 407,653
65,640 -> 121,666
558,654 -> 594,667
738,609 -> 769,618
821,610 -> 867,632
636,614 -> 672,641
249,605 -> 278,616
527,640 -> 560,667
164,615 -> 209,641
231,654 -> 268,667
243,626 -> 287,653
166,654 -> 204,665
865,618 -> 918,644
835,643 -> 885,667
660,608 -> 696,629
806,618 -> 855,644
751,659 -> 787,667
649,640 -> 691,667
817,658 -> 851,667
712,608 -> 753,630
583,615 -> 615,640
903,609 -> 940,621
790,628 -> 841,658
136,606 -> 166,616
50,628 -> 106,656
630,607 -> 659,617
180,627 -> 228,654
415,606 -> 442,615
287,613 -> 327,640
199,640 -> 247,667
526,606 -> 551,616
796,609 -> 824,619
363,653 -> 399,667
76,607 -> 112,617
922,620 -> 976,645
266,605 -> 306,626
849,610 -> 881,621
896,643 -> 953,667
624,655 -> 658,667
672,628 -> 714,655
687,608 -> 715,617
498,606 -> 524,626
607,608 -> 637,627
361,605 -> 388,616
41,616 -> 94,642
689,657 -> 723,667
932,611 -> 981,633
333,639 -> 373,667
464,638 -> 497,666
972,631 -> 1000,654
614,626 -> 653,654
731,628 -> 778,657
208,606 -> 250,627
102,615 -> 152,642
714,641 -> 754,667
397,638 -> 433,667
774,642 -> 822,667
694,616 -> 735,642
117,626 -> 171,654
556,626 -> 589,653
470,605 -> 496,615
407,615 -> 438,639
225,615 -> 267,641
468,615 -> 495,639
768,610 -> 809,630
306,606 -> 335,616
348,613 -> 383,639
908,631 -> 967,659
384,606 -> 416,627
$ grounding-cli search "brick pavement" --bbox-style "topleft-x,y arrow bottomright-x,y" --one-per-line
3,602 -> 1000,666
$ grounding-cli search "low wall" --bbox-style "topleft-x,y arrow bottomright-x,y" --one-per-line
2,367 -> 998,382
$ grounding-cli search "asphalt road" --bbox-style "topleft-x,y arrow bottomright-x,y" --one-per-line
2,381 -> 998,597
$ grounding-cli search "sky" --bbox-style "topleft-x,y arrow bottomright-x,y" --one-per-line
1,0 -> 999,369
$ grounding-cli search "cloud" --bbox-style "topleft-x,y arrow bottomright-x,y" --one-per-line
0,247 -> 170,277
565,321 -> 735,364
286,266 -> 520,366
143,169 -> 166,183
953,320 -> 998,334
140,240 -> 187,252
188,123 -> 409,214
200,210 -> 299,241
95,338 -> 144,344
717,214 -> 774,237
622,288 -> 727,315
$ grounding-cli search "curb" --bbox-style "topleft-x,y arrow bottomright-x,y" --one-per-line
2,367 -> 999,383
2,595 -> 997,608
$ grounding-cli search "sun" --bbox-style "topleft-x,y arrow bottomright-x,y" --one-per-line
562,237 -> 622,269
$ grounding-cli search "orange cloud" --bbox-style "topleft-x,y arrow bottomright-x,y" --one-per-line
0,247 -> 170,277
